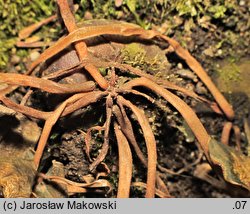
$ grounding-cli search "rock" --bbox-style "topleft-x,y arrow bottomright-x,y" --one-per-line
30,51 -> 40,62
195,82 -> 208,95
176,69 -> 198,82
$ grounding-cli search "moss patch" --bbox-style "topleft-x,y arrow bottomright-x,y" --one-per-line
215,58 -> 250,97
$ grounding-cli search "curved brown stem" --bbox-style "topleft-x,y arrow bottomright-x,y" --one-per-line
27,22 -> 143,72
25,15 -> 232,119
113,105 -> 147,167
112,62 -> 221,110
0,91 -> 107,122
19,15 -> 57,40
122,77 -> 211,159
119,89 -> 174,114
61,91 -> 108,117
233,125 -> 241,151
156,174 -> 171,197
56,0 -> 109,89
114,122 -> 133,198
0,73 -> 95,94
158,35 -> 235,120
0,95 -> 50,120
0,91 -> 107,121
117,89 -> 155,104
117,96 -> 157,198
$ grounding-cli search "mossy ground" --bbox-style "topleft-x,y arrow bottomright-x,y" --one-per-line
1,0 -> 249,69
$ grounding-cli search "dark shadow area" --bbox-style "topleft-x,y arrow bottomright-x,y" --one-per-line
0,115 -> 26,149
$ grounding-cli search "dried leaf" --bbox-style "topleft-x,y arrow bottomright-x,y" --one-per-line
0,104 -> 15,116
209,138 -> 250,191
34,160 -> 67,198
41,174 -> 113,195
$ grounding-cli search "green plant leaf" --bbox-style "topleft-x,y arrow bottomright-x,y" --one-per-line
209,139 -> 250,191
126,0 -> 137,13
208,5 -> 227,19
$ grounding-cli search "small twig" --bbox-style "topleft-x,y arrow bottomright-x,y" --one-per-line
0,95 -> 50,120
0,91 -> 107,120
156,174 -> 171,197
0,73 -> 95,94
43,59 -> 87,80
158,34 -> 235,120
18,15 -> 57,39
16,41 -> 54,48
20,89 -> 33,106
117,89 -> 155,104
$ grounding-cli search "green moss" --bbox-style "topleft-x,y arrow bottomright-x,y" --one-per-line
98,67 -> 107,76
120,43 -> 170,75
217,60 -> 241,83
208,5 -> 227,18
0,0 -> 54,36
121,43 -> 146,64
0,0 -> 55,69
0,38 -> 16,68
175,0 -> 203,17
107,172 -> 118,192
215,58 -> 250,101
